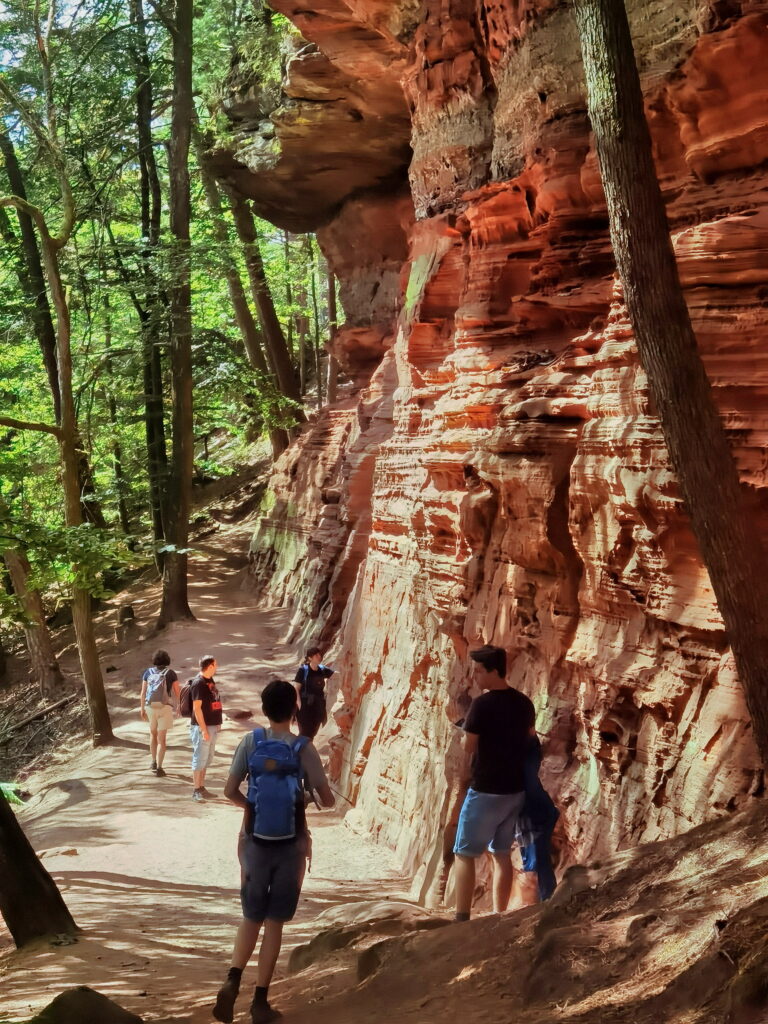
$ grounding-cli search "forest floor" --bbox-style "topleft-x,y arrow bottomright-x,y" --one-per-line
4,497 -> 768,1024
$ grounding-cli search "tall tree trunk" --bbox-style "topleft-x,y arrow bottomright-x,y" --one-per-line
129,0 -> 168,556
295,284 -> 309,395
226,190 -> 306,422
307,245 -> 322,407
326,268 -> 339,405
192,131 -> 288,457
103,295 -> 131,534
1,127 -> 107,530
44,246 -> 114,745
158,0 -> 195,627
0,788 -> 78,947
573,0 -> 768,763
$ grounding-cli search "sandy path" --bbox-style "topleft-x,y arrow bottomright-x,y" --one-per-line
0,523 -> 406,1023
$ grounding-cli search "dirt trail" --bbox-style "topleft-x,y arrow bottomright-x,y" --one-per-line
0,521 -> 407,1023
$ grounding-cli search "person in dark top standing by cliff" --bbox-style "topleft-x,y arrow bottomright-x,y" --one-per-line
293,646 -> 334,739
190,655 -> 223,802
453,644 -> 536,921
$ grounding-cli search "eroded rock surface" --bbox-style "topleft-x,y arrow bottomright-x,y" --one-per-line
236,1 -> 768,895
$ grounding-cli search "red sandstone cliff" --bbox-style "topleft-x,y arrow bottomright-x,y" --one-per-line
226,0 -> 768,898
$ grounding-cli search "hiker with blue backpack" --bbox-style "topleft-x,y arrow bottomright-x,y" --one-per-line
139,649 -> 180,777
294,646 -> 334,739
213,679 -> 334,1024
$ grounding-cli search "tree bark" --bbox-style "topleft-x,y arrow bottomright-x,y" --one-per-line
227,190 -> 305,421
3,548 -> 65,697
326,268 -> 339,405
129,0 -> 168,556
103,295 -> 131,534
158,0 -> 195,627
45,240 -> 114,745
573,0 -> 768,763
0,788 -> 78,947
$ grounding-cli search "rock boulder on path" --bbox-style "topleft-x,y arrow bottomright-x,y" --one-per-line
27,987 -> 143,1024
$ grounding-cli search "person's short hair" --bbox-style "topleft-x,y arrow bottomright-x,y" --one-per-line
200,654 -> 216,671
305,645 -> 322,661
152,649 -> 171,668
262,679 -> 298,723
470,645 -> 506,677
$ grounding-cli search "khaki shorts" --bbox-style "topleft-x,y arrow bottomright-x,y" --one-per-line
146,703 -> 174,731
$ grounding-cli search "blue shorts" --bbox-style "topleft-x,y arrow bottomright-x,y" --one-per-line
454,788 -> 526,857
189,723 -> 218,770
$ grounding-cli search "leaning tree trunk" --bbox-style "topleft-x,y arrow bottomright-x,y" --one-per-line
193,130 -> 288,457
0,788 -> 78,946
227,191 -> 306,422
158,0 -> 195,627
573,0 -> 768,763
3,548 -> 65,697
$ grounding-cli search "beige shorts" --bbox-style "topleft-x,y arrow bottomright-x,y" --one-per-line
146,703 -> 174,731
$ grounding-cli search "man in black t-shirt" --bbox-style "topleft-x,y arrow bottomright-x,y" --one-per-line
452,645 -> 536,921
189,654 -> 223,802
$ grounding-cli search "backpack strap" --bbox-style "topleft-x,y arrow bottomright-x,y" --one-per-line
299,664 -> 310,697
291,734 -> 310,779
252,726 -> 267,744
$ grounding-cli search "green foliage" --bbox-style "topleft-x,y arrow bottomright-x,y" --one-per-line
0,0 -> 341,643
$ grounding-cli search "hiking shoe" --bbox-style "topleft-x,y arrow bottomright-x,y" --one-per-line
150,760 -> 157,771
198,787 -> 216,799
154,767 -> 167,778
192,789 -> 204,802
212,979 -> 240,1023
250,999 -> 282,1024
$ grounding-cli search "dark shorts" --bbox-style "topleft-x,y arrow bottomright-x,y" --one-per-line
296,704 -> 325,739
238,833 -> 307,922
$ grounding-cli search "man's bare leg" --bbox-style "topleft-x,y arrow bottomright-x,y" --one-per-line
156,730 -> 167,769
454,854 -> 476,920
256,920 -> 284,987
492,852 -> 514,913
149,727 -> 158,763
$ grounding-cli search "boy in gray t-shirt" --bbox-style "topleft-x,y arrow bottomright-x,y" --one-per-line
212,680 -> 334,1024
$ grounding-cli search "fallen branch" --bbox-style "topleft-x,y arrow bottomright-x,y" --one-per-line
5,694 -> 79,737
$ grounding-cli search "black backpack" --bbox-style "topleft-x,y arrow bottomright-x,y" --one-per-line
179,679 -> 195,718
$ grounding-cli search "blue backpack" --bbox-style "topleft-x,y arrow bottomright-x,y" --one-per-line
246,728 -> 309,840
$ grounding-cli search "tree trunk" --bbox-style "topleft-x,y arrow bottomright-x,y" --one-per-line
130,0 -> 168,556
573,0 -> 768,764
0,788 -> 78,947
193,131 -> 288,457
227,190 -> 306,421
307,248 -> 323,407
36,232 -> 114,745
326,268 -> 339,405
3,548 -> 65,697
103,295 -> 131,534
158,0 -> 195,627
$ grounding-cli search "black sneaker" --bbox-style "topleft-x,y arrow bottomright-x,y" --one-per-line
250,998 -> 282,1024
213,978 -> 240,1023
150,760 -> 157,771
154,767 -> 167,778
198,787 -> 216,799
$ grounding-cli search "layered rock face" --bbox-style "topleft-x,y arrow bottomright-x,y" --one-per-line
240,0 -> 768,895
